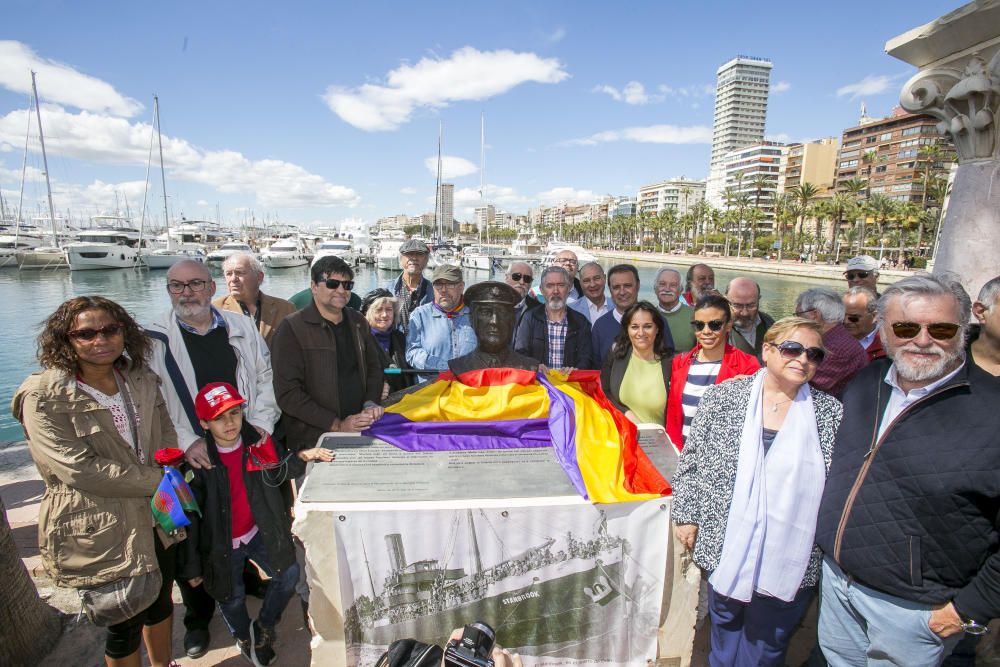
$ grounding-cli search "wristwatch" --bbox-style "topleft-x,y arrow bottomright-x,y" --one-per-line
953,603 -> 989,635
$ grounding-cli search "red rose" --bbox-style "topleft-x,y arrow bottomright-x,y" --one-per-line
155,448 -> 185,467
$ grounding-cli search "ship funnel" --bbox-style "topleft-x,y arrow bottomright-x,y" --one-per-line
385,533 -> 406,570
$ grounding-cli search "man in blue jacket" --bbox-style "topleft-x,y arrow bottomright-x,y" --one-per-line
514,266 -> 593,371
815,273 -> 1000,666
405,264 -> 476,380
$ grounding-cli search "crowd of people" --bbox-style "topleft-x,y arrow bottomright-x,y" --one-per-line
10,237 -> 1000,667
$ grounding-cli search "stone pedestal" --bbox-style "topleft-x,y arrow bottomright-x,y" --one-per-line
886,1 -> 1000,297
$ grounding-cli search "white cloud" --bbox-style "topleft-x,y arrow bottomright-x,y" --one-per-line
400,186 -> 417,195
424,154 -> 478,179
593,81 -> 663,105
323,47 -> 569,131
772,81 -> 791,94
0,106 -> 359,209
0,41 -> 143,117
196,199 -> 209,206
658,83 -> 714,98
836,74 -> 895,99
536,187 -> 599,206
565,124 -> 712,146
766,133 -> 791,143
547,27 -> 567,43
454,184 -> 529,210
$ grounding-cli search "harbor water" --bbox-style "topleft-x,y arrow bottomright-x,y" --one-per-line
0,261 -> 842,443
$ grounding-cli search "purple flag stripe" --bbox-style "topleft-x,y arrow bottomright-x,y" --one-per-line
536,374 -> 586,499
365,412 -> 552,451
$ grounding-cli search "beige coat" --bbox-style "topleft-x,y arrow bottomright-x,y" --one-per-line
12,364 -> 179,588
212,291 -> 296,351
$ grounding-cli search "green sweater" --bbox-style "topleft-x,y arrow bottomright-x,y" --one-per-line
660,303 -> 696,353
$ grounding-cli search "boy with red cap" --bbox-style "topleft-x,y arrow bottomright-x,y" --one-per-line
180,382 -> 331,665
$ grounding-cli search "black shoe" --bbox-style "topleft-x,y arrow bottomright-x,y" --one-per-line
184,628 -> 211,659
236,637 -> 255,665
251,621 -> 277,666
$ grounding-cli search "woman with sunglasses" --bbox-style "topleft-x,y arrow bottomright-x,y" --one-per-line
600,301 -> 673,427
665,294 -> 760,449
671,317 -> 843,666
361,288 -> 414,397
13,297 -> 181,667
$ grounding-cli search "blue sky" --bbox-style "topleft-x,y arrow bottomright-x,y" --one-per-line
0,0 -> 956,229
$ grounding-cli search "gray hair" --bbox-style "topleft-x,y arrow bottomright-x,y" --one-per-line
222,251 -> 264,275
578,261 -> 604,276
540,265 -> 572,285
977,275 -> 1000,310
796,287 -> 845,324
845,286 -> 878,314
654,267 -> 682,284
364,295 -> 400,328
877,272 -> 971,328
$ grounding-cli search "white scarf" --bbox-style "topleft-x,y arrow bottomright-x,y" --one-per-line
708,370 -> 825,602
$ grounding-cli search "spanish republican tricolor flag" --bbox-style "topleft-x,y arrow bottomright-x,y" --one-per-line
364,368 -> 670,503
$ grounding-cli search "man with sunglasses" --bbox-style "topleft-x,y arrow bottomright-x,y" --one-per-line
816,274 -> 1000,667
504,261 -> 540,336
843,255 -> 880,295
842,286 -> 886,362
146,259 -> 280,658
406,264 -> 477,380
794,287 -> 868,398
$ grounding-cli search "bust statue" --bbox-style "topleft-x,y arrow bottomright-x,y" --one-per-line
448,281 -> 540,376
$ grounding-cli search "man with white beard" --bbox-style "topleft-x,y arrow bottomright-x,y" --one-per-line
514,265 -> 594,371
815,273 -> 1000,667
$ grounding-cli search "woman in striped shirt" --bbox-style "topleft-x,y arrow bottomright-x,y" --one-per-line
665,294 -> 760,448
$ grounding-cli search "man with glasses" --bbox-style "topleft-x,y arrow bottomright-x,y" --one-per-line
504,260 -> 539,335
146,259 -> 280,658
842,286 -> 885,362
843,255 -> 880,294
725,277 -> 774,360
406,264 -> 476,380
570,261 -> 611,325
816,274 -> 1000,667
514,266 -> 594,372
385,239 -> 433,334
551,249 -> 583,303
794,287 -> 868,397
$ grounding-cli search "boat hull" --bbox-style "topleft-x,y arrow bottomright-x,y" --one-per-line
263,254 -> 309,268
17,248 -> 67,269
66,244 -> 141,270
142,251 -> 205,269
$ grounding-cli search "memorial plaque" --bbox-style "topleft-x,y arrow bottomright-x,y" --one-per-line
301,434 -> 582,504
635,424 -> 680,484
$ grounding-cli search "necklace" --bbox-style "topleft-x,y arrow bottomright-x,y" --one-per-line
767,396 -> 793,413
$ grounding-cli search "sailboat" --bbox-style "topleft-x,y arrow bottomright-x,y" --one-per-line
428,122 -> 458,269
460,114 -> 504,272
18,71 -> 68,270
141,96 -> 205,269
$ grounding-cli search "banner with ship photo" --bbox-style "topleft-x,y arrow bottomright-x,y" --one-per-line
334,500 -> 669,667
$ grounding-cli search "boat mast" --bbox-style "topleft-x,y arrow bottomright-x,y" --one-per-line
137,96 -> 157,254
434,121 -> 443,241
466,509 -> 483,576
481,112 -> 489,247
15,93 -> 31,240
154,96 -> 173,251
30,71 -> 59,247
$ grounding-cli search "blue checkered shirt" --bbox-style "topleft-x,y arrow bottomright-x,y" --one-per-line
546,317 -> 568,368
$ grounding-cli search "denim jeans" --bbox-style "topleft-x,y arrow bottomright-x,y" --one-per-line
819,557 -> 962,667
218,533 -> 300,642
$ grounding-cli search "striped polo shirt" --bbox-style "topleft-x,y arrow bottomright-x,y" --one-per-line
680,358 -> 722,440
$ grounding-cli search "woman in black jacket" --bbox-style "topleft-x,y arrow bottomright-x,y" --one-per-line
600,301 -> 673,426
362,289 -> 413,396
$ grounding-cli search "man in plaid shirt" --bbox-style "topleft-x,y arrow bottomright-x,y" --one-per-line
514,266 -> 594,371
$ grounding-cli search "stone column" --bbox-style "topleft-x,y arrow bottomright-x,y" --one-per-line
886,1 -> 1000,297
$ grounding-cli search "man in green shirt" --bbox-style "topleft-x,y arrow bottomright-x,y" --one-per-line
654,267 -> 695,352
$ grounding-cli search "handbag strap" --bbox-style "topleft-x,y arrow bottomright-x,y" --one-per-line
114,370 -> 142,463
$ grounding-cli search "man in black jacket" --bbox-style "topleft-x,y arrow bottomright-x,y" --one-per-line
815,273 -> 1000,666
514,266 -> 594,371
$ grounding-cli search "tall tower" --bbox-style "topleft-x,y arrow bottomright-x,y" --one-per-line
437,183 -> 455,232
705,56 -> 773,207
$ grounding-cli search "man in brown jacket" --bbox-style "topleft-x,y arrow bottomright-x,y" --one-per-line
213,252 -> 295,350
271,255 -> 385,453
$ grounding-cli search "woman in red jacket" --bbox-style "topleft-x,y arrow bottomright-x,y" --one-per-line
666,294 -> 760,448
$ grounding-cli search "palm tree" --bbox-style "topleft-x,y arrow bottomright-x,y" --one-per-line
772,193 -> 791,261
789,182 -> 820,258
825,193 -> 855,261
866,194 -> 897,257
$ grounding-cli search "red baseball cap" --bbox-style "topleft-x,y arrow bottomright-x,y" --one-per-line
195,382 -> 246,421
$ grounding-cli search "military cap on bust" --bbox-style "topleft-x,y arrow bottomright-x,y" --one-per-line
463,281 -> 520,308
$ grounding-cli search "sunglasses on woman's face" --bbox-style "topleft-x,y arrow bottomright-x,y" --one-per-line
775,340 -> 826,364
509,272 -> 533,284
68,323 -> 125,341
691,319 -> 726,332
890,321 -> 961,340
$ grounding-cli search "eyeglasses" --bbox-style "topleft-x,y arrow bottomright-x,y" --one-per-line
433,282 -> 463,290
691,319 -> 726,332
729,302 -> 758,311
845,314 -> 863,323
167,279 -> 208,294
845,270 -> 872,280
509,272 -> 533,284
322,278 -> 354,291
554,258 -> 577,266
890,321 -> 961,341
68,323 -> 125,341
794,308 -> 816,317
774,340 -> 826,364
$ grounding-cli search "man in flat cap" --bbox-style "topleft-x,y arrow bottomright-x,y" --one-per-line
449,281 -> 541,376
385,238 -> 433,334
406,264 -> 476,380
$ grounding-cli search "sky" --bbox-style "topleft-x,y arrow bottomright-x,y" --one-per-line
0,0 -> 957,230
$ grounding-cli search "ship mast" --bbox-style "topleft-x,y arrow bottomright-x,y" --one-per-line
30,71 -> 58,247
434,121 -> 443,241
480,112 -> 489,247
155,96 -> 174,251
466,509 -> 483,576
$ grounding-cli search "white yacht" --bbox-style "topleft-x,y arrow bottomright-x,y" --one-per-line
310,238 -> 355,268
376,239 -> 405,271
65,215 -> 145,271
142,247 -> 206,269
18,246 -> 68,270
0,228 -> 47,268
541,243 -> 597,266
206,241 -> 254,263
461,244 -> 508,272
261,237 -> 309,268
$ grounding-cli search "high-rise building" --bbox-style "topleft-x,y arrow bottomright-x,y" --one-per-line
473,204 -> 495,230
782,138 -> 840,194
719,142 -> 788,229
637,178 -> 706,217
436,183 -> 455,232
705,56 -> 773,207
834,107 -> 953,204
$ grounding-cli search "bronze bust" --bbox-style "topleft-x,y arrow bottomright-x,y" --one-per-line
448,281 -> 540,375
